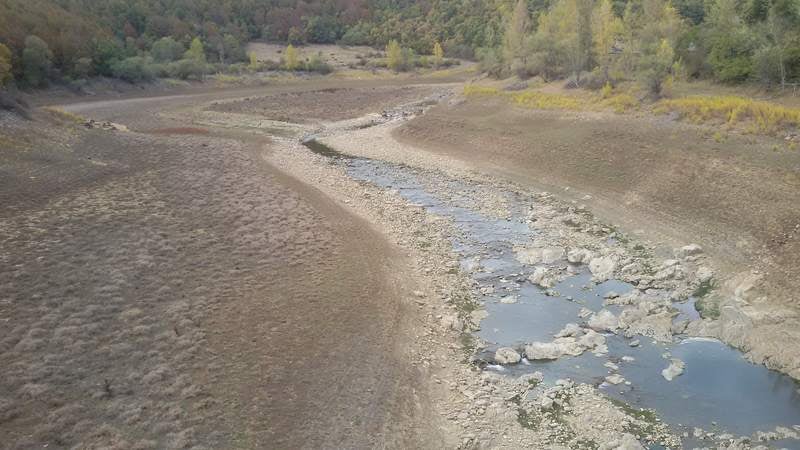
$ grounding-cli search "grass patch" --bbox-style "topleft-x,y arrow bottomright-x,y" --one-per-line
693,279 -> 715,298
41,107 -> 84,124
656,95 -> 800,134
695,294 -> 720,319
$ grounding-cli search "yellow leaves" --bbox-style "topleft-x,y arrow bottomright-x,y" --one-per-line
657,95 -> 800,133
284,44 -> 299,70
463,83 -> 641,114
433,41 -> 444,66
386,40 -> 402,71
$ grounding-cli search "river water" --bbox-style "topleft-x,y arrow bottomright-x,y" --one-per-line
306,140 -> 800,448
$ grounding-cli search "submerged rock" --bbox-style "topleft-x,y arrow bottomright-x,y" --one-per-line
661,358 -> 685,381
494,347 -> 521,365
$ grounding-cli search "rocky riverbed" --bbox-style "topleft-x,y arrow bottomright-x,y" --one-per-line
272,91 -> 800,449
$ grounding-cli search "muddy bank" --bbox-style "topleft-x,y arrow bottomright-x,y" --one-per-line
0,82 -> 453,448
394,97 -> 800,379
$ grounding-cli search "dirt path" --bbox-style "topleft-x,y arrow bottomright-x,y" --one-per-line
0,81 -> 452,448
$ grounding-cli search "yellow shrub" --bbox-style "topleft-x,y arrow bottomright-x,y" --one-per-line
601,82 -> 613,99
603,94 -> 638,113
41,107 -> 84,124
657,95 -> 800,133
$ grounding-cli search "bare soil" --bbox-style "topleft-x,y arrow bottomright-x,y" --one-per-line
207,85 -> 440,123
396,97 -> 800,375
0,80 -> 453,449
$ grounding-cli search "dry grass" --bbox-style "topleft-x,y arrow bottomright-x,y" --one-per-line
41,106 -> 85,124
463,84 -> 638,114
656,95 -> 800,134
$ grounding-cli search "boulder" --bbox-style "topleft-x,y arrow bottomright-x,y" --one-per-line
588,309 -> 619,332
589,256 -> 617,281
529,266 -> 556,288
605,374 -> 625,385
494,347 -> 522,365
516,246 -> 565,265
554,323 -> 582,338
675,244 -> 703,259
567,248 -> 594,264
661,358 -> 685,381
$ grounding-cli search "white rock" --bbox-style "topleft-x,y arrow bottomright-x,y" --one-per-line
578,307 -> 593,319
494,347 -> 522,364
661,358 -> 685,381
578,329 -> 606,349
675,244 -> 703,259
588,309 -> 619,332
529,266 -> 555,288
516,246 -> 565,265
605,374 -> 626,385
599,433 -> 645,450
567,248 -> 594,264
500,295 -> 518,304
589,256 -> 617,281
554,323 -> 582,338
696,266 -> 714,283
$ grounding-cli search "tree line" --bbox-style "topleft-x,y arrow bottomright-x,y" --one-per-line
0,0 -> 797,90
481,0 -> 800,95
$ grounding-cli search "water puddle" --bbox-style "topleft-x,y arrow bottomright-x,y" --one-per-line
305,140 -> 800,446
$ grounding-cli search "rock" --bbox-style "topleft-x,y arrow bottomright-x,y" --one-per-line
605,374 -> 626,385
661,358 -> 685,381
567,248 -> 594,264
524,337 -> 585,360
516,246 -> 565,265
629,339 -> 640,347
675,244 -> 703,259
517,371 -> 544,386
578,307 -> 593,319
440,314 -> 463,331
529,266 -> 557,288
500,295 -> 518,304
589,256 -> 617,281
494,347 -> 522,365
588,309 -> 619,332
604,291 -> 620,299
554,323 -> 582,338
696,266 -> 714,283
578,329 -> 606,349
599,433 -> 645,450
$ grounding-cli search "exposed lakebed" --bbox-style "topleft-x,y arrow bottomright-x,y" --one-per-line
304,138 -> 800,448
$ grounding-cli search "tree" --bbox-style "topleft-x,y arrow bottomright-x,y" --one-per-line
151,37 -> 184,63
640,38 -> 676,96
592,0 -> 624,81
433,41 -> 444,67
0,43 -> 12,87
185,37 -> 206,63
22,35 -> 53,87
706,0 -> 755,82
386,40 -> 403,71
284,44 -> 300,70
503,0 -> 532,76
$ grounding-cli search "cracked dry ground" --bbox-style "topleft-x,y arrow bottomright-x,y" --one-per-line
0,103 -> 441,448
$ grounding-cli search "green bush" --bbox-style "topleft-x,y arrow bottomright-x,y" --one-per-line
110,56 -> 157,82
22,35 -> 53,87
151,37 -> 185,63
165,58 -> 209,80
305,53 -> 333,74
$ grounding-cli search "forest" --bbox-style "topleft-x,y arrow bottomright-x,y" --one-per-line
0,0 -> 798,91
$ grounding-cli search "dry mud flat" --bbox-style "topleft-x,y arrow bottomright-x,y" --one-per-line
0,84 -> 451,449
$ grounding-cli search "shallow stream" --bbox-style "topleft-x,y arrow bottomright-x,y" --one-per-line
305,139 -> 800,448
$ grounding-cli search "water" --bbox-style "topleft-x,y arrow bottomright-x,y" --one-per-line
305,140 -> 800,445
